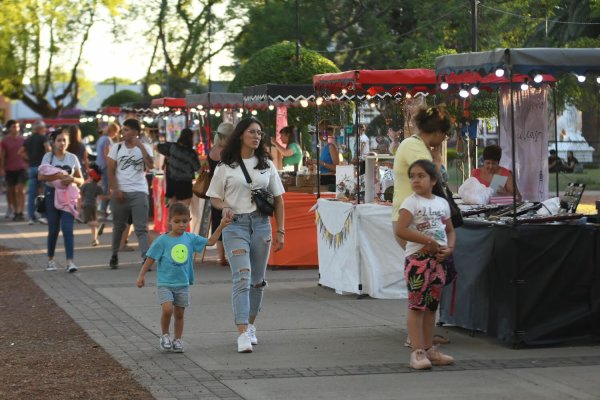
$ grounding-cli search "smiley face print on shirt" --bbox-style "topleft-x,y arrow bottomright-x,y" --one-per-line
171,244 -> 189,264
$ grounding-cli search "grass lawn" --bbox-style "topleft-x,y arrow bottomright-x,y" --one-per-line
446,161 -> 600,193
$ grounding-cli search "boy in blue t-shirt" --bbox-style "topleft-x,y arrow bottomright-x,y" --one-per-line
136,202 -> 230,353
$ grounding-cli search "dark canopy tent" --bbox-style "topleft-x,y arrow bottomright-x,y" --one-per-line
436,48 -> 600,216
313,69 -> 438,201
185,93 -> 243,148
435,48 -> 600,346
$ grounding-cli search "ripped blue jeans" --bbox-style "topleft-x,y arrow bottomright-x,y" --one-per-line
222,211 -> 272,325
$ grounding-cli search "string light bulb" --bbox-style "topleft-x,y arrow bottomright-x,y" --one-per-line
440,76 -> 449,90
268,104 -> 275,111
470,84 -> 480,95
300,99 -> 309,108
251,110 -> 258,115
521,78 -> 529,91
215,111 -> 221,117
495,68 -> 505,78
576,74 -> 586,83
459,86 -> 469,98
533,73 -> 543,83
316,96 -> 324,106
596,76 -> 600,84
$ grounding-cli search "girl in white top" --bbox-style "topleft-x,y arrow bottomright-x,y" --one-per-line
206,117 -> 285,354
395,159 -> 456,370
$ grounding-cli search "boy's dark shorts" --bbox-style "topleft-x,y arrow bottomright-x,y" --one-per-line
5,169 -> 27,186
82,204 -> 97,223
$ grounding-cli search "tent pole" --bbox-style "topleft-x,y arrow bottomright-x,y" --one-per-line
316,99 -> 321,198
509,71 -> 517,224
552,87 -> 559,198
354,97 -> 360,204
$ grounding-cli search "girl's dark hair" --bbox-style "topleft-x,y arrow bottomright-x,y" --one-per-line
482,144 -> 502,162
279,125 -> 297,144
169,202 -> 190,220
5,119 -> 17,131
408,159 -> 439,182
177,128 -> 194,148
123,118 -> 141,133
221,117 -> 270,170
414,105 -> 451,134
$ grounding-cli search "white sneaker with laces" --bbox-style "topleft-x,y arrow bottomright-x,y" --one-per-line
46,260 -> 57,271
66,261 -> 78,273
247,324 -> 258,345
237,331 -> 253,353
38,217 -> 47,225
159,334 -> 172,351
172,338 -> 184,353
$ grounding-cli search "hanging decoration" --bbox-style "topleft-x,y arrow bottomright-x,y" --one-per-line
315,207 -> 354,249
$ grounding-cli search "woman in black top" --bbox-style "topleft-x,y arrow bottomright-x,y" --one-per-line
158,128 -> 201,207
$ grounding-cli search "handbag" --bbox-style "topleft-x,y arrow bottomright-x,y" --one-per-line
192,171 -> 211,199
238,160 -> 275,216
35,194 -> 46,214
433,181 -> 464,228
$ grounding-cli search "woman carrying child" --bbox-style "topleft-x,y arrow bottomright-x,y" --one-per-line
395,159 -> 456,370
136,202 -> 230,353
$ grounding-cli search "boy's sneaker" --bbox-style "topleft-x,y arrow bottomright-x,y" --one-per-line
46,260 -> 57,271
172,338 -> 184,353
109,254 -> 118,269
426,345 -> 454,366
91,239 -> 100,247
237,331 -> 253,353
247,324 -> 258,345
66,261 -> 78,273
97,222 -> 105,236
38,217 -> 47,225
159,334 -> 172,351
409,349 -> 432,370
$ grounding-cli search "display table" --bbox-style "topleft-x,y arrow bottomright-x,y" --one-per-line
315,199 -> 407,299
440,222 -> 600,346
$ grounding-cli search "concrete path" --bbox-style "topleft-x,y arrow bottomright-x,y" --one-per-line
1,202 -> 599,400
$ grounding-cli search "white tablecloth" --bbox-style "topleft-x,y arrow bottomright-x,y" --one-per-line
315,199 -> 407,299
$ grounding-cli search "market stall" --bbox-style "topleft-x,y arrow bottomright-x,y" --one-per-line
186,92 -> 243,150
435,48 -> 600,346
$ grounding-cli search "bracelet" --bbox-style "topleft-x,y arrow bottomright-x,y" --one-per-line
277,229 -> 285,235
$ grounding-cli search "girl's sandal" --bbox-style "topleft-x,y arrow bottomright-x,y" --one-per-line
404,335 -> 450,348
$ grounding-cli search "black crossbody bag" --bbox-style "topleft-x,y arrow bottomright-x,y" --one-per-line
238,160 -> 275,216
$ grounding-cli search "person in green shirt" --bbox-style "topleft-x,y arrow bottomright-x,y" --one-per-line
271,126 -> 302,172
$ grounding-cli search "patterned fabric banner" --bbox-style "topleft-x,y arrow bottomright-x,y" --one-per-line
315,207 -> 354,249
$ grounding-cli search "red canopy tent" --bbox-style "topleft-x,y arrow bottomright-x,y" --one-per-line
313,69 -> 439,202
150,97 -> 186,109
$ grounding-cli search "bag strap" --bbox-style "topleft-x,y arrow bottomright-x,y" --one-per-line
238,160 -> 252,184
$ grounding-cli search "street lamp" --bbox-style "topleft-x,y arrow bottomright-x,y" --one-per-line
148,84 -> 162,97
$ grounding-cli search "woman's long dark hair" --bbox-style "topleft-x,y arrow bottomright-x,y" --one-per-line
280,125 -> 297,144
221,117 -> 271,170
177,128 -> 194,149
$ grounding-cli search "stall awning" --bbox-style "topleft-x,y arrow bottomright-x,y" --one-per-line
150,97 -> 186,108
185,92 -> 243,110
313,69 -> 437,96
242,84 -> 314,109
436,48 -> 600,77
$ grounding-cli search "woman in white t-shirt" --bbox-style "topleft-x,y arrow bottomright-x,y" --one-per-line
206,117 -> 285,354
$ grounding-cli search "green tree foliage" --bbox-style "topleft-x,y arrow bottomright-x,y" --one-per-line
130,0 -> 234,98
101,89 -> 143,106
229,41 -> 338,92
0,0 -> 122,117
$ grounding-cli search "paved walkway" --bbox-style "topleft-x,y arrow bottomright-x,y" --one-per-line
1,202 -> 600,400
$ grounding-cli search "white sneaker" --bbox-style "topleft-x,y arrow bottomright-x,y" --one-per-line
66,261 -> 78,273
46,260 -> 57,271
237,331 -> 253,353
247,324 -> 258,345
28,219 -> 35,225
37,217 -> 47,224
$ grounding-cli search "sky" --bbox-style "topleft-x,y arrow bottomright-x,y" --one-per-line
80,3 -> 233,83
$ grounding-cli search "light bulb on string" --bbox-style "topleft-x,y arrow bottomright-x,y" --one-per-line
576,74 -> 586,83
533,73 -> 543,83
237,112 -> 243,118
215,111 -> 221,117
459,86 -> 469,98
268,104 -> 275,111
495,68 -> 505,78
190,107 -> 197,113
108,116 -> 116,122
193,119 -> 200,125
87,117 -> 94,123
300,99 -> 309,108
405,93 -> 412,99
521,78 -> 529,91
164,107 -> 170,112
329,93 -> 337,100
209,109 -> 216,115
102,115 -> 109,122
341,88 -> 347,95
96,114 -> 102,119
163,116 -> 169,121
440,81 -> 449,90
596,76 -> 600,84
251,110 -> 258,116
316,96 -> 324,106
370,102 -> 377,108
470,84 -> 480,95
199,110 -> 206,116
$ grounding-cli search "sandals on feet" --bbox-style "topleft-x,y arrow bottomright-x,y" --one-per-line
404,334 -> 450,348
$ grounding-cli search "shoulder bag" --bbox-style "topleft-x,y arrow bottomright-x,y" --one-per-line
238,160 -> 275,216
192,170 -> 211,199
433,181 -> 464,228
